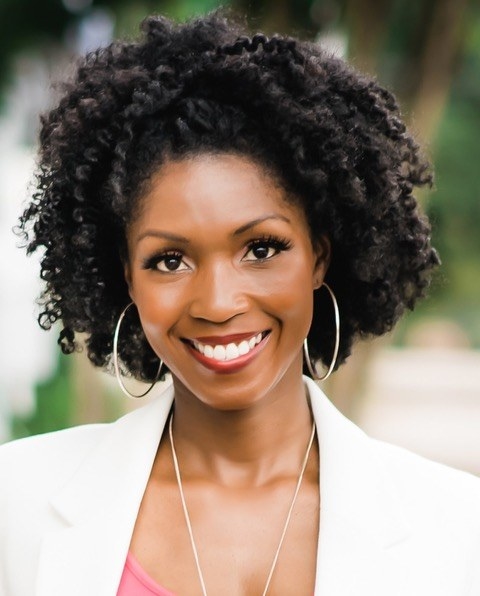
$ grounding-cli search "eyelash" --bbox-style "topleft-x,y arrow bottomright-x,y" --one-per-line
142,235 -> 292,272
244,235 -> 292,261
142,251 -> 185,272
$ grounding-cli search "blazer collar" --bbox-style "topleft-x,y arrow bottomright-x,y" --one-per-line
38,377 -> 411,595
37,381 -> 175,596
305,377 -> 411,594
49,382 -> 174,527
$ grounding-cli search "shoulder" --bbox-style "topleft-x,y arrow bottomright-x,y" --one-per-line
0,422 -> 109,466
372,436 -> 480,500
0,422 -> 108,454
372,440 -> 480,592
0,423 -> 109,504
0,387 -> 173,507
0,387 -> 173,509
0,424 -> 114,594
371,437 -> 480,533
309,377 -> 480,509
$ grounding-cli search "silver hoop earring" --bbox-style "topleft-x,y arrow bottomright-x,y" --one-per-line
304,282 -> 340,382
113,302 -> 163,399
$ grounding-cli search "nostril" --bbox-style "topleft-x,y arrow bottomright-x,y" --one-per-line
188,296 -> 249,323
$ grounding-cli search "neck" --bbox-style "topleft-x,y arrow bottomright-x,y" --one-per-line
168,372 -> 314,487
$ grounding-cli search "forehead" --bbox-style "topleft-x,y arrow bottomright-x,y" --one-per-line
129,153 -> 306,235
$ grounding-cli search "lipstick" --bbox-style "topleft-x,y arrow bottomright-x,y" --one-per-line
184,331 -> 270,374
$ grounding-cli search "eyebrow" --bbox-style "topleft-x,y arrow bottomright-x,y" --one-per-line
136,230 -> 190,245
136,214 -> 291,245
233,214 -> 291,236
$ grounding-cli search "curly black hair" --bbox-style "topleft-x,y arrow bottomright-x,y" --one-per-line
19,10 -> 439,382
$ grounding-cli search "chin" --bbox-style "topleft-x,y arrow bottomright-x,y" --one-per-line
169,347 -> 304,412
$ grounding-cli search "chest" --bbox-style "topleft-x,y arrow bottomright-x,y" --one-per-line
130,476 -> 320,595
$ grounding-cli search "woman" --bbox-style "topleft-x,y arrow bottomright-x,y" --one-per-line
1,11 -> 479,596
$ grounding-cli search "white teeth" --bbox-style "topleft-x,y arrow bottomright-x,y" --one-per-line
213,345 -> 226,360
225,343 -> 239,360
193,341 -> 205,355
238,340 -> 250,355
191,332 -> 266,362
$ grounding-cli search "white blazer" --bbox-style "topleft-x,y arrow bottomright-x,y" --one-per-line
0,376 -> 479,596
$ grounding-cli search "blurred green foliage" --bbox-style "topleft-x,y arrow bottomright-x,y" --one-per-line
402,3 -> 480,346
10,354 -> 74,439
418,97 -> 480,346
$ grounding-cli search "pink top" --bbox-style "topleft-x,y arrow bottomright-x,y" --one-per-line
117,552 -> 175,596
118,552 -> 315,594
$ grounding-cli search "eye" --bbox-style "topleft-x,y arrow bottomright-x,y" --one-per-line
243,236 -> 292,262
144,252 -> 190,273
245,244 -> 277,261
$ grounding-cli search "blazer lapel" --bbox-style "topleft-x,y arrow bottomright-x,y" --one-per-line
36,382 -> 175,596
36,377 -> 412,596
305,377 -> 412,595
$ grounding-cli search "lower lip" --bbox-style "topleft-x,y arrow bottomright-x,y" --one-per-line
185,334 -> 270,374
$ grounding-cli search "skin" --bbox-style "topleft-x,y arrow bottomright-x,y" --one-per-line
125,153 -> 330,595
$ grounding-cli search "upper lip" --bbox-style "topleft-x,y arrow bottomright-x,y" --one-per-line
186,331 -> 269,345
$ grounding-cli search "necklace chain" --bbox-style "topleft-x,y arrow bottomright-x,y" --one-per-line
168,413 -> 316,596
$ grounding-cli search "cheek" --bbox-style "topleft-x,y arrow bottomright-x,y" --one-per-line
136,306 -> 166,352
130,278 -> 182,347
263,258 -> 316,335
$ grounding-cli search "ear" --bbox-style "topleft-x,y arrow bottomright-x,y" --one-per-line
312,235 -> 331,290
123,258 -> 135,301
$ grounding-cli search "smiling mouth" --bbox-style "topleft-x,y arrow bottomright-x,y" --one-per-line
184,331 -> 270,363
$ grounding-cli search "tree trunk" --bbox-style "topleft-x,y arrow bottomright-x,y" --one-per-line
345,0 -> 393,73
409,0 -> 469,144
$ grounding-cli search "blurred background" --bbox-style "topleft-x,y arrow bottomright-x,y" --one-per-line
0,0 -> 479,474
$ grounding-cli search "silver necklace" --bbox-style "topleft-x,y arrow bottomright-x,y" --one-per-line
168,413 -> 316,596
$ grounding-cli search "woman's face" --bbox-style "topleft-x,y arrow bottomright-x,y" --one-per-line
125,153 -> 329,410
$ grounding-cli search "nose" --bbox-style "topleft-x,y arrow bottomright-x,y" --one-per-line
188,259 -> 249,323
